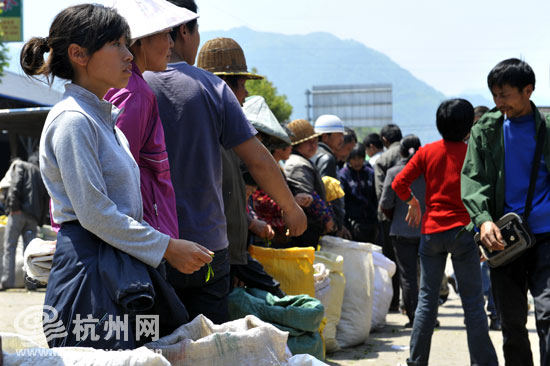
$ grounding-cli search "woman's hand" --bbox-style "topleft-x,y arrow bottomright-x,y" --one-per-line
164,238 -> 213,274
405,196 -> 422,228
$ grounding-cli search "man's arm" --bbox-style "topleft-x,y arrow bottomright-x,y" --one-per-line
374,155 -> 388,200
461,133 -> 504,250
234,137 -> 307,236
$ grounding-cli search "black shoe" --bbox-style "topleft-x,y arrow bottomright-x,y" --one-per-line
404,321 -> 414,328
489,318 -> 501,331
434,319 -> 440,328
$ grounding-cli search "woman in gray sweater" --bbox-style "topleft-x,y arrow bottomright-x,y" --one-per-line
20,4 -> 212,349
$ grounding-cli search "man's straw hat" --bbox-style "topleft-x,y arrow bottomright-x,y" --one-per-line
286,119 -> 321,146
197,37 -> 263,80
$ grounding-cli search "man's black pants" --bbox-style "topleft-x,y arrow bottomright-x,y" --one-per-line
491,234 -> 550,366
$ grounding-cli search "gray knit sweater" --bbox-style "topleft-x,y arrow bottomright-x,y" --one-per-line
39,84 -> 169,268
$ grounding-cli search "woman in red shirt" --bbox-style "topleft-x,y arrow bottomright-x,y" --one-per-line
392,99 -> 497,366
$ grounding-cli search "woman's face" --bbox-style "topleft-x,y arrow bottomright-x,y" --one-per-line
348,156 -> 365,171
135,30 -> 174,72
295,138 -> 318,159
84,35 -> 133,98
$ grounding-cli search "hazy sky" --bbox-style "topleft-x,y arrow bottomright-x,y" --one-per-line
7,0 -> 550,105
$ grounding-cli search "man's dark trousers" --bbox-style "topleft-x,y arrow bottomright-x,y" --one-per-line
490,234 -> 550,366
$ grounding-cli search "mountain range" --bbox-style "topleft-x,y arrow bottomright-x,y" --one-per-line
201,27 -> 492,144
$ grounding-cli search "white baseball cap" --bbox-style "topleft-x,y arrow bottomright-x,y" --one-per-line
314,114 -> 345,134
103,0 -> 198,44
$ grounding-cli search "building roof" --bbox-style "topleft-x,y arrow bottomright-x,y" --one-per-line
0,70 -> 63,106
0,107 -> 51,137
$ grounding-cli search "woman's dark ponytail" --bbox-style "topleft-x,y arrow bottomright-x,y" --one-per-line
20,37 -> 50,78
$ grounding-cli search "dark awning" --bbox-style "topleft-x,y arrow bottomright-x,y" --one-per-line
0,107 -> 51,138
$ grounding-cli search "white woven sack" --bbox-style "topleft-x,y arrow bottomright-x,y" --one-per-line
313,251 -> 346,353
371,250 -> 396,329
145,314 -> 289,366
23,238 -> 56,284
313,262 -> 331,308
288,353 -> 330,365
319,236 -> 374,348
1,332 -> 170,366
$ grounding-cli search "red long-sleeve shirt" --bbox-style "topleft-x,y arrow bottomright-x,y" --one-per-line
392,139 -> 471,234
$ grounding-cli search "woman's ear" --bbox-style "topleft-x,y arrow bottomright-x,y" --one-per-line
67,43 -> 89,66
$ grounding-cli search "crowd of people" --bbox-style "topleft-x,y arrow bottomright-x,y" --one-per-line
1,0 -> 548,365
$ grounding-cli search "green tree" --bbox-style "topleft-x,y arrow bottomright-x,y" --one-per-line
0,2 -> 11,78
246,67 -> 293,123
0,41 -> 9,77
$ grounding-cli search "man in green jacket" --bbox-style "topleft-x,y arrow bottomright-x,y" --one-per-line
461,58 -> 550,366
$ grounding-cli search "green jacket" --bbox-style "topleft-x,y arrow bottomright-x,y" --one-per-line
461,101 -> 550,230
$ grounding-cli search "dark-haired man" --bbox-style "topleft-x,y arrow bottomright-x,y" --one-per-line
374,123 -> 403,311
462,58 -> 550,366
144,0 -> 306,324
363,132 -> 384,167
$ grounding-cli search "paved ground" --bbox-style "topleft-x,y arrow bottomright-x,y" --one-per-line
0,288 -> 540,365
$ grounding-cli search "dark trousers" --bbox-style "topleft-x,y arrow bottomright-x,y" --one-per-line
167,248 -> 231,325
490,234 -> 550,366
381,220 -> 400,309
392,236 -> 420,322
231,253 -> 285,298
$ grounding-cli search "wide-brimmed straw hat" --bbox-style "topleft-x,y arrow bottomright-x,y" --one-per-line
104,0 -> 198,44
197,37 -> 263,80
286,119 -> 321,146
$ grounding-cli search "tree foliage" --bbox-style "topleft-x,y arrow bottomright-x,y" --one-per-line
246,67 -> 293,123
0,41 -> 9,77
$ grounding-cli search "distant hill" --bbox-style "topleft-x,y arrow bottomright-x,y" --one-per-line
201,28 -> 464,144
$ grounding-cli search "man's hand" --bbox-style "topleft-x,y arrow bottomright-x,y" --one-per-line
294,193 -> 313,207
282,202 -> 307,236
164,238 -> 213,274
480,221 -> 506,251
249,219 -> 275,240
405,196 -> 422,228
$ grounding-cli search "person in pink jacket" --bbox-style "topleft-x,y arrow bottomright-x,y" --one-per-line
105,0 -> 198,237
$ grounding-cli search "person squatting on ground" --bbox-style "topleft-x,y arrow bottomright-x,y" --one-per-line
144,0 -> 306,324
462,58 -> 550,366
392,99 -> 497,366
379,135 -> 425,328
21,4 -> 213,348
0,153 -> 48,290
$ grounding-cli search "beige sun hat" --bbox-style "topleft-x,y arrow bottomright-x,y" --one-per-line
103,0 -> 198,44
286,119 -> 321,146
197,37 -> 263,80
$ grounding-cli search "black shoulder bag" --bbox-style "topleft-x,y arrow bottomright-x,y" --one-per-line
475,117 -> 546,268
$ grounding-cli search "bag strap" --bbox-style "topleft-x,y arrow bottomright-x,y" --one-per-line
523,114 -> 547,221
